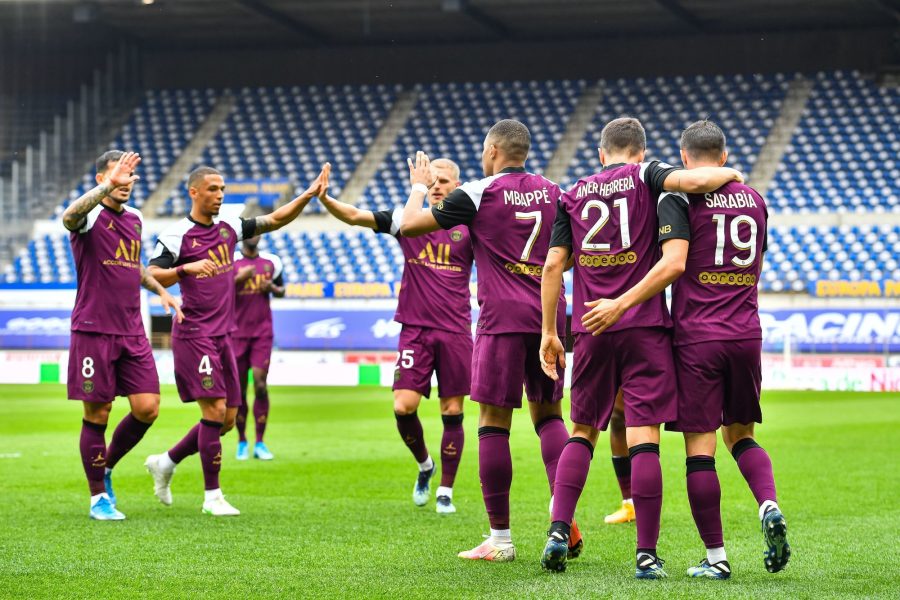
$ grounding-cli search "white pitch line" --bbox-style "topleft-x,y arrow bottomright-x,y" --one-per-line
0,452 -> 22,459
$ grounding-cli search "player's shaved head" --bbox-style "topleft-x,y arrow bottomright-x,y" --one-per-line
431,158 -> 460,181
600,117 -> 647,156
486,119 -> 531,161
188,166 -> 223,189
681,119 -> 727,162
96,150 -> 125,174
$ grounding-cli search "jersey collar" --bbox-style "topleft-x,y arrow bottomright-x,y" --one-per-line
601,163 -> 628,171
498,166 -> 527,174
187,215 -> 216,228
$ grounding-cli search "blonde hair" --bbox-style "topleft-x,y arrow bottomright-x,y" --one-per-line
431,158 -> 460,181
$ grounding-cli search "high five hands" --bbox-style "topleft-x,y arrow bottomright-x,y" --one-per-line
407,151 -> 435,188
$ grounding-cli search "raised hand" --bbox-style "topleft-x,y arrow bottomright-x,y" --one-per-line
301,162 -> 331,201
104,152 -> 141,189
183,259 -> 218,278
581,298 -> 626,336
407,151 -> 435,188
539,333 -> 566,381
317,162 -> 331,201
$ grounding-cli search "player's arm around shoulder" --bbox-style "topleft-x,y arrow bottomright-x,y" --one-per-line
662,165 -> 744,194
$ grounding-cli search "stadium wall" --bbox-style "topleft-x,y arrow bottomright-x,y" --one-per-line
2,291 -> 898,391
142,28 -> 895,88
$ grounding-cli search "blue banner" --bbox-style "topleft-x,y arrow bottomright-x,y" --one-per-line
223,179 -> 292,208
0,310 -> 72,349
272,309 -> 402,350
1,307 -> 897,353
760,309 -> 900,353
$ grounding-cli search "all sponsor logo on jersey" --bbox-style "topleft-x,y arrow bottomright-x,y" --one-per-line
114,239 -> 142,263
103,238 -> 141,268
409,242 -> 463,272
207,243 -> 233,270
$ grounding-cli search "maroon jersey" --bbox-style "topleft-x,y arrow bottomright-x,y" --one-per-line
149,216 -> 256,339
373,207 -> 473,334
68,204 -> 146,336
432,167 -> 565,334
233,250 -> 284,338
658,181 -> 768,346
550,161 -> 678,334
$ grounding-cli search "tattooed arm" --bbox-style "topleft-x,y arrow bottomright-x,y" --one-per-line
62,152 -> 141,231
62,182 -> 114,231
253,163 -> 330,235
140,265 -> 185,323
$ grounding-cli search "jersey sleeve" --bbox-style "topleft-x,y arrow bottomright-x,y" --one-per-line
67,205 -> 103,234
549,199 -> 574,249
431,187 -> 478,229
657,192 -> 691,243
148,243 -> 177,269
373,208 -> 401,236
269,253 -> 284,280
640,160 -> 681,198
219,216 -> 256,242
240,217 -> 257,240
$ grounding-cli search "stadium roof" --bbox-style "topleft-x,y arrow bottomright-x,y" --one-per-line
1,0 -> 896,50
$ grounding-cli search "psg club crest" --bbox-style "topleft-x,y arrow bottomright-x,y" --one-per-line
201,375 -> 214,390
219,228 -> 231,239
82,380 -> 94,393
450,230 -> 463,242
264,264 -> 271,272
393,368 -> 401,382
133,223 -> 142,235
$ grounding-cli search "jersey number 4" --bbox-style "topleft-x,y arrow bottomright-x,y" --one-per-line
712,214 -> 758,267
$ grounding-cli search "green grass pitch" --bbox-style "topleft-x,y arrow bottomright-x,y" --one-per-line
0,384 -> 898,599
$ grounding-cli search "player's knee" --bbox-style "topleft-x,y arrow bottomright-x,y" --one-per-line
134,403 -> 159,424
254,381 -> 267,397
439,397 -> 463,416
393,403 -> 416,416
221,416 -> 236,434
722,424 -> 754,451
572,423 -> 600,446
392,392 -> 420,415
83,400 -> 113,423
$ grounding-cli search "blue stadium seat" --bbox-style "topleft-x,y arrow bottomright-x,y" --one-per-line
768,70 -> 900,213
